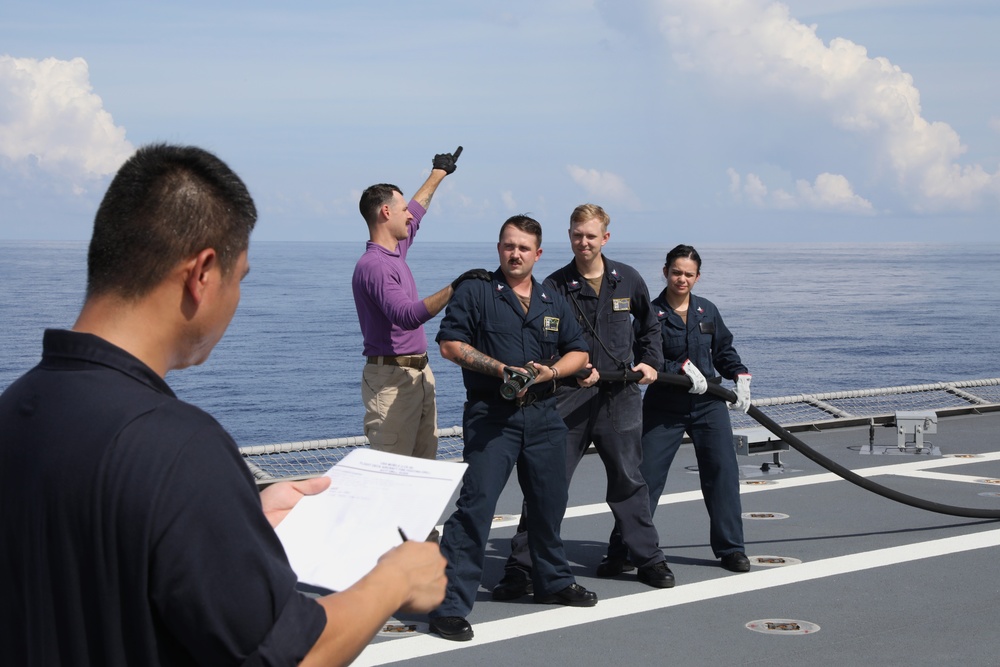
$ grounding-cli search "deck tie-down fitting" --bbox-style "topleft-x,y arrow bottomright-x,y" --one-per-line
861,411 -> 940,455
734,426 -> 789,472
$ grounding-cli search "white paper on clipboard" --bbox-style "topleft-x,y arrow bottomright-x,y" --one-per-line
275,448 -> 466,592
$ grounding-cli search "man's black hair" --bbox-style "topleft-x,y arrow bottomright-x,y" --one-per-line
359,183 -> 403,226
499,214 -> 542,246
87,143 -> 257,299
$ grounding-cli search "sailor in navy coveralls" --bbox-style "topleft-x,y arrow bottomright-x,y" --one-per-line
428,215 -> 599,642
606,244 -> 753,573
494,204 -> 674,594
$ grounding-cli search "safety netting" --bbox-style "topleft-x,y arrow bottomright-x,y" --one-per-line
241,379 -> 1000,484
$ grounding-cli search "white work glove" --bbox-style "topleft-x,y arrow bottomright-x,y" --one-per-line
681,359 -> 707,394
730,373 -> 752,413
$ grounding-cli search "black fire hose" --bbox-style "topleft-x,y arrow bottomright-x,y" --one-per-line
590,369 -> 1000,520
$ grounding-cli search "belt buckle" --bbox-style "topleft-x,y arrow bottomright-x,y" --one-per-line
515,393 -> 536,408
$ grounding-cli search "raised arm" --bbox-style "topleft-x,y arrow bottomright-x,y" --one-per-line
412,146 -> 462,211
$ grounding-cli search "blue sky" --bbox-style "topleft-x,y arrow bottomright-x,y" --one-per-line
2,0 -> 998,243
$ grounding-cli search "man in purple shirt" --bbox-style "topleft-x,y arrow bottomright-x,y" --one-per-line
353,147 -> 486,460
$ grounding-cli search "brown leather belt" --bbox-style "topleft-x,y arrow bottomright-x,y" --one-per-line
366,354 -> 429,371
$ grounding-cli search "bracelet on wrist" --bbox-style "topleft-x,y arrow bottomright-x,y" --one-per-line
551,366 -> 560,380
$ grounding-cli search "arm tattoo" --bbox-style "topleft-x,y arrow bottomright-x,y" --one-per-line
416,192 -> 434,209
455,343 -> 502,377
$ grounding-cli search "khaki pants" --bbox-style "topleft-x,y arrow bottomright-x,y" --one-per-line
361,362 -> 438,459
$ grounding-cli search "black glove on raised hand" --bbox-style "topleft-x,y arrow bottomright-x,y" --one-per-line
451,268 -> 492,290
432,145 -> 463,174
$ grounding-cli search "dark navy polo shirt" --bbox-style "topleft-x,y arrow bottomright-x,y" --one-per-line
544,256 -> 662,374
436,268 -> 588,394
652,292 -> 748,379
0,330 -> 325,666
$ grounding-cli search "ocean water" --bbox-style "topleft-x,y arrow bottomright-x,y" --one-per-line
2,240 -> 999,446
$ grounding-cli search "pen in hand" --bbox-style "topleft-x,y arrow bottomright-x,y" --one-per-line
398,527 -> 410,543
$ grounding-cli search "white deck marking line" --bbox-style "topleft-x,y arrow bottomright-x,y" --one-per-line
485,450 -> 1000,529
891,470 -> 1000,485
353,527 -> 1000,666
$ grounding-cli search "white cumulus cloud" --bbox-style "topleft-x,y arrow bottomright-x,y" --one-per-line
728,167 -> 874,213
567,165 -> 641,209
0,55 -> 133,187
645,0 -> 1000,212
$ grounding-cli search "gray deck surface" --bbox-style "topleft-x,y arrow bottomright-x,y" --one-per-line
352,410 -> 1000,667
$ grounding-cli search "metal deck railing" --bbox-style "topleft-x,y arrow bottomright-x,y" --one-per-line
240,378 -> 1000,484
